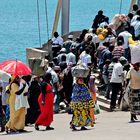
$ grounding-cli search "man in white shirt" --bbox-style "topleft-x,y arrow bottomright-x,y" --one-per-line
131,4 -> 138,15
110,59 -> 123,110
79,47 -> 91,66
47,66 -> 59,85
57,48 -> 67,64
132,17 -> 140,39
51,32 -> 63,57
99,17 -> 109,28
131,9 -> 140,24
66,47 -> 76,65
118,28 -> 132,59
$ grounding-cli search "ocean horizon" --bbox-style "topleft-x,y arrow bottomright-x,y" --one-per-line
0,0 -> 131,63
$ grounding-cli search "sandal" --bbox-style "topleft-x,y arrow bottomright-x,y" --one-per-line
10,129 -> 17,133
35,124 -> 39,131
133,115 -> 138,120
18,129 -> 27,133
5,126 -> 9,134
70,124 -> 77,131
81,126 -> 88,130
46,126 -> 54,130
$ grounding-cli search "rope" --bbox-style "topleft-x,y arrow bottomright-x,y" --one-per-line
37,0 -> 42,48
119,0 -> 123,14
45,0 -> 50,42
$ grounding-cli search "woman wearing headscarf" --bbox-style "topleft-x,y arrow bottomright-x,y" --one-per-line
5,76 -> 29,133
70,77 -> 94,130
25,76 -> 41,125
35,73 -> 54,130
62,63 -> 73,104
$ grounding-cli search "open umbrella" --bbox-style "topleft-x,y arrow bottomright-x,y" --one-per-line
0,70 -> 11,82
0,60 -> 32,76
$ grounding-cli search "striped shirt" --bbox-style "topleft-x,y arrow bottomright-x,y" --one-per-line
108,62 -> 115,81
112,45 -> 125,59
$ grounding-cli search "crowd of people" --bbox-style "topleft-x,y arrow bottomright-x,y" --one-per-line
1,4 -> 140,133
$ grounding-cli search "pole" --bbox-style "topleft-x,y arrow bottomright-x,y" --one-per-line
119,0 -> 123,14
52,0 -> 62,38
61,0 -> 70,35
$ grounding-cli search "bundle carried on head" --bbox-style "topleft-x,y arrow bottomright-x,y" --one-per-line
128,38 -> 140,64
71,62 -> 90,78
109,14 -> 128,34
96,27 -> 108,41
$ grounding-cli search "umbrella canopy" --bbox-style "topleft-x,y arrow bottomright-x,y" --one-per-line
0,70 -> 11,82
0,60 -> 32,76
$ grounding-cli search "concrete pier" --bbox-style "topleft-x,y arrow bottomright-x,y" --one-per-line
1,111 -> 140,140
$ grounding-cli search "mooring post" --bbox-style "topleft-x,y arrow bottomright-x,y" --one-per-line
61,0 -> 70,36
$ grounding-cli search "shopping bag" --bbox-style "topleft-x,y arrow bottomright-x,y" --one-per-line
94,103 -> 101,115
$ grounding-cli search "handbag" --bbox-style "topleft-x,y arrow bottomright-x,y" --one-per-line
94,103 -> 101,115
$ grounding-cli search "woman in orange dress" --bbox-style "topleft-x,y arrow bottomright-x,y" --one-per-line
35,73 -> 54,130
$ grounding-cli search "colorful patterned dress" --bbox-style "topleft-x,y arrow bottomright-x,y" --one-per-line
70,83 -> 94,127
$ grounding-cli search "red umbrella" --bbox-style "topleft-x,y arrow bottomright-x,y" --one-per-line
0,60 -> 32,76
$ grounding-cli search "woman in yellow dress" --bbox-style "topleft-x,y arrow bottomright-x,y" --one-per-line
5,76 -> 28,133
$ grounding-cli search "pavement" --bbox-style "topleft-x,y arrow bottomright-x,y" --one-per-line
0,111 -> 140,140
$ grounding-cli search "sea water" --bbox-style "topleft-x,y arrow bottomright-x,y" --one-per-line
0,0 -> 131,62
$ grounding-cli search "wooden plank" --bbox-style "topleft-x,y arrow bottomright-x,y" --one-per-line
52,0 -> 62,37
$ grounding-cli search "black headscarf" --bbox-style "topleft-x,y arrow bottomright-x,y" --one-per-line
41,73 -> 52,95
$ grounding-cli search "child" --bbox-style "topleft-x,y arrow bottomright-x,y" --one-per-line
88,75 -> 96,123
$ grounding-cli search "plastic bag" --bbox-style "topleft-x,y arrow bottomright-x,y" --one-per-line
94,103 -> 101,115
